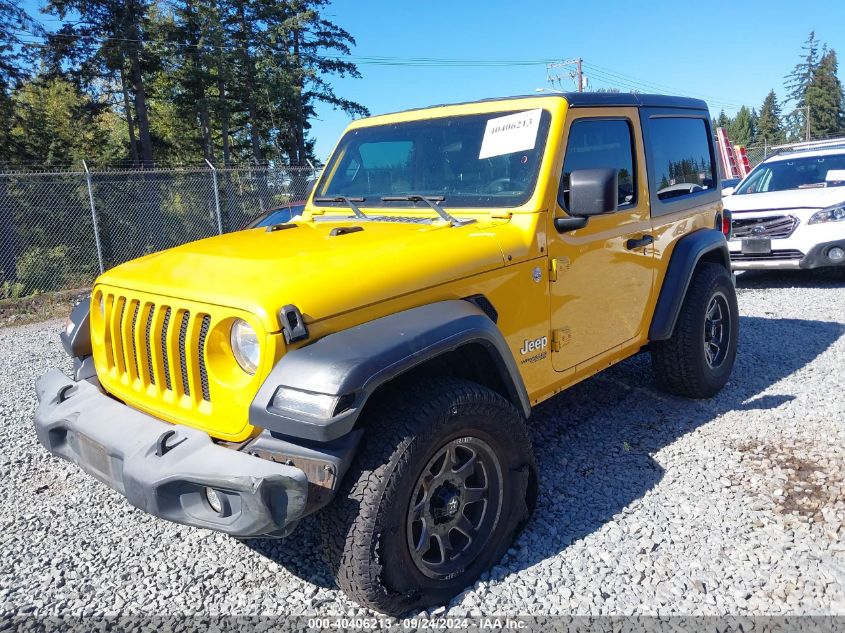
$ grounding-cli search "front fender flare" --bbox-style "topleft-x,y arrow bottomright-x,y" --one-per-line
249,300 -> 530,442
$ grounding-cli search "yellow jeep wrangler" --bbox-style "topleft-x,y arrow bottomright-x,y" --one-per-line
35,93 -> 738,614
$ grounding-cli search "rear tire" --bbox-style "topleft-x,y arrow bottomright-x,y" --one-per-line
320,378 -> 537,615
651,263 -> 738,398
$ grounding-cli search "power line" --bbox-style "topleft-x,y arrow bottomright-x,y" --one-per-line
581,62 -> 745,109
10,29 -> 748,107
583,67 -> 743,110
12,32 -> 554,67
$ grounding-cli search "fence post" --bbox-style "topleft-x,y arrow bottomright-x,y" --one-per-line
206,159 -> 223,235
306,158 -> 318,183
83,160 -> 105,274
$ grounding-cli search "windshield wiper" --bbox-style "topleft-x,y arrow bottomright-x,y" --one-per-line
313,196 -> 367,219
381,195 -> 473,225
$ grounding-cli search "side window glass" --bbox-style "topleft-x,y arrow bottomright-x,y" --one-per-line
559,119 -> 635,211
649,117 -> 715,200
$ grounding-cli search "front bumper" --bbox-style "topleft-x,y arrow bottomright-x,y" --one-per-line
729,238 -> 845,270
798,239 -> 845,269
33,369 -> 309,537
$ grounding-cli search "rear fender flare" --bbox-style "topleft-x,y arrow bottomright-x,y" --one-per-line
649,229 -> 731,341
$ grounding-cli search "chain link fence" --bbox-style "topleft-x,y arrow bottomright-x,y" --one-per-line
0,165 -> 318,300
744,134 -> 845,169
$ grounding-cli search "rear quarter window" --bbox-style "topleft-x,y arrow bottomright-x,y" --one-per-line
641,109 -> 720,216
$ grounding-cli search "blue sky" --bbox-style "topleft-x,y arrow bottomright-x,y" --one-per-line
309,0 -> 845,159
20,0 -> 845,162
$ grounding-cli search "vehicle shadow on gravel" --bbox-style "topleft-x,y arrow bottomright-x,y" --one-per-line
736,269 -> 845,289
501,314 -> 845,580
238,315 -> 845,594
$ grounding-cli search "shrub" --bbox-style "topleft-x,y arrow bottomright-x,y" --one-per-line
17,246 -> 71,295
0,281 -> 25,300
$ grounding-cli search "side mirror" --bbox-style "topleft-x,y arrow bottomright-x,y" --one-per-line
722,186 -> 735,197
569,168 -> 619,216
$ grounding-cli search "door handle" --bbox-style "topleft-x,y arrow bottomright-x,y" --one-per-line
626,234 -> 654,250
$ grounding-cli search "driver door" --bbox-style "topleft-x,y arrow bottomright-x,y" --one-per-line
548,109 -> 656,372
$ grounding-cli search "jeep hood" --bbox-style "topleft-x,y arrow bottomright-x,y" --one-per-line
725,187 -> 845,212
95,218 -> 510,332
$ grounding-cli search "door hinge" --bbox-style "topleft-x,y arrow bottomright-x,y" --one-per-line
552,327 -> 571,352
548,257 -> 570,282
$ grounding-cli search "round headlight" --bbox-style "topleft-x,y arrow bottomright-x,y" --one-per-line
230,319 -> 260,374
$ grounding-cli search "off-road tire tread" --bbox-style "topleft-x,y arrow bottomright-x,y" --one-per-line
320,378 -> 535,615
651,263 -> 737,398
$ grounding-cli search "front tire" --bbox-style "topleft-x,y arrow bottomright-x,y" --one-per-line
320,379 -> 537,615
651,263 -> 739,398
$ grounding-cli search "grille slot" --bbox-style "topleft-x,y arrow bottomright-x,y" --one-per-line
198,315 -> 211,402
144,305 -> 155,385
178,311 -> 191,397
117,298 -> 126,373
732,215 -> 799,239
129,302 -> 140,379
161,308 -> 172,391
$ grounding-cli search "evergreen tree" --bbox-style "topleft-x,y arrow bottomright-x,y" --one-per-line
715,109 -> 730,130
756,89 -> 786,145
263,0 -> 369,165
6,0 -> 368,168
9,76 -> 115,165
0,1 -> 40,92
0,1 -> 42,283
728,106 -> 755,146
151,0 -> 219,162
805,48 -> 845,138
785,31 -> 820,106
1,1 -> 42,158
45,0 -> 158,166
783,31 -> 820,140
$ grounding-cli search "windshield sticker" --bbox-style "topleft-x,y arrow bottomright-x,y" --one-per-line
478,109 -> 542,159
825,169 -> 845,183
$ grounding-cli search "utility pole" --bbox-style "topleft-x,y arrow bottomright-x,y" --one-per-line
806,105 -> 811,142
547,58 -> 585,92
576,57 -> 583,93
791,105 -> 811,142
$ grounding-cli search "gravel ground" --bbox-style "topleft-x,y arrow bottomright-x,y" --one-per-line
1,270 -> 844,618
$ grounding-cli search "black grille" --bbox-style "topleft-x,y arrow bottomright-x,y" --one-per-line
732,215 -> 799,239
198,315 -> 211,402
129,302 -> 140,378
117,299 -> 126,364
732,249 -> 805,261
178,311 -> 191,397
103,295 -> 217,405
144,305 -> 155,385
161,308 -> 172,391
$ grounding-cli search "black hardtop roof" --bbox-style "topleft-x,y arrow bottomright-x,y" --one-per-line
381,92 -> 709,117
562,92 -> 708,110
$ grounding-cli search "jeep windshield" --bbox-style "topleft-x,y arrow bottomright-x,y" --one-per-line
314,109 -> 552,209
735,152 -> 845,194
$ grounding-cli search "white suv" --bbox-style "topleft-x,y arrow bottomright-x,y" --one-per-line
724,142 -> 845,273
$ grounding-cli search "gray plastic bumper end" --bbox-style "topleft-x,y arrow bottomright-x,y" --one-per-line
33,369 -> 309,538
